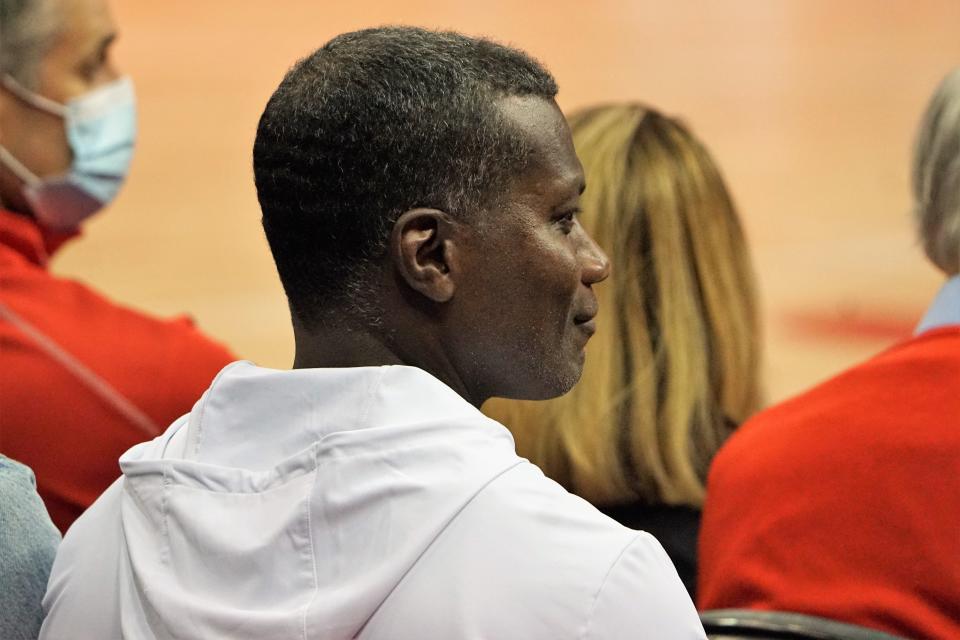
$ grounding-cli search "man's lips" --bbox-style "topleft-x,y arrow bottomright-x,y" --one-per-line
574,295 -> 599,340
574,315 -> 597,338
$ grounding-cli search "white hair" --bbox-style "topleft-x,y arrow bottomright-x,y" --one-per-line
913,68 -> 960,275
0,0 -> 62,89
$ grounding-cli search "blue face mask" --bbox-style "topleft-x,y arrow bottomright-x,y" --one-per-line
0,75 -> 137,232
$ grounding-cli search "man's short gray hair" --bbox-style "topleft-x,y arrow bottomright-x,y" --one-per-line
913,67 -> 960,275
0,0 -> 62,89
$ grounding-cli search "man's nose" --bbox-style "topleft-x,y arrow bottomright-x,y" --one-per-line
580,234 -> 611,285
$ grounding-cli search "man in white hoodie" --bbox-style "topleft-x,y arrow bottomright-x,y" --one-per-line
41,27 -> 707,639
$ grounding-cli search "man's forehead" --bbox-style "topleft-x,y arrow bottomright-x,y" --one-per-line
495,95 -> 584,195
495,94 -> 569,148
57,0 -> 117,48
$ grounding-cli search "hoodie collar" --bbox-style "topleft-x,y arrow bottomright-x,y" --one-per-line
183,361 -> 508,471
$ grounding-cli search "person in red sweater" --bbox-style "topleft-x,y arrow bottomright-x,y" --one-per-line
698,68 -> 960,640
0,0 -> 235,533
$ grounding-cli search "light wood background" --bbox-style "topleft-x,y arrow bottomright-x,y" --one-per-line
53,1 -> 960,405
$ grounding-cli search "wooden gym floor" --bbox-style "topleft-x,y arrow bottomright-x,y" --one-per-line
54,0 -> 960,405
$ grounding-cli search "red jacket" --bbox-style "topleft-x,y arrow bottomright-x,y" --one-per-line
0,210 -> 235,532
698,326 -> 960,639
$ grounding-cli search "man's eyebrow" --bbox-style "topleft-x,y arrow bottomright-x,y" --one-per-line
551,179 -> 585,210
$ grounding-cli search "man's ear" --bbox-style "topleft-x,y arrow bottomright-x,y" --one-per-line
389,208 -> 462,303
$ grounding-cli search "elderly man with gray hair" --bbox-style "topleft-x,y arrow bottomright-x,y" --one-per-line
698,68 -> 960,640
0,0 -> 235,538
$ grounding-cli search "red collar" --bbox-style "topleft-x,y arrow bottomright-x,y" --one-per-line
0,209 -> 80,268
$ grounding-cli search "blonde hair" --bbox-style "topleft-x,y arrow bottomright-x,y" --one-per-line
913,67 -> 960,275
485,104 -> 762,507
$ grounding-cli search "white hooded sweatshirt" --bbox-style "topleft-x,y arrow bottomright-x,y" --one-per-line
41,362 -> 705,640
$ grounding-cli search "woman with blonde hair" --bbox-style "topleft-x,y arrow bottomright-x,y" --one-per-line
485,103 -> 763,598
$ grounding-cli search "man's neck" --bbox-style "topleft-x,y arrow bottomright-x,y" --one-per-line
293,323 -> 403,370
292,322 -> 479,407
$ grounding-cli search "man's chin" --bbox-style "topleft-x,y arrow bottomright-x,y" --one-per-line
500,361 -> 584,402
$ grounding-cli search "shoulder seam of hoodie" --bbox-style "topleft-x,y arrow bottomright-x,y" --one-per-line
355,458 -> 527,635
579,532 -> 642,640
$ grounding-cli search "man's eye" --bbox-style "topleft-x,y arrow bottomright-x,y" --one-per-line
555,209 -> 579,233
77,59 -> 99,80
78,49 -> 109,81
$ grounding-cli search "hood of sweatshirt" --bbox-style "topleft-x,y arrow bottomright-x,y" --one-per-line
114,361 -> 522,640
